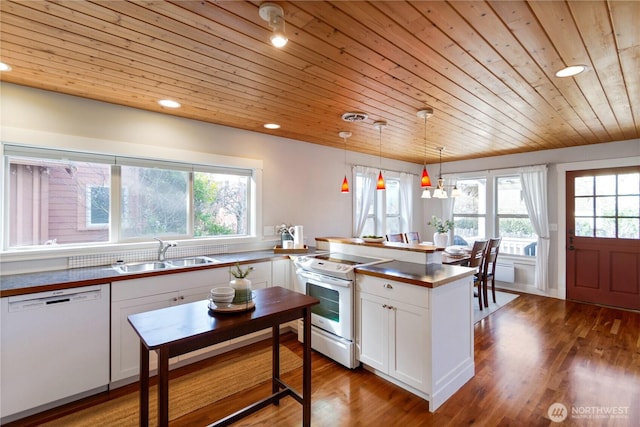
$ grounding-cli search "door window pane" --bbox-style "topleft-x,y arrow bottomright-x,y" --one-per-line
575,218 -> 594,237
574,197 -> 593,216
573,171 -> 639,240
595,196 -> 616,216
120,165 -> 188,239
575,176 -> 593,196
595,175 -> 616,195
595,217 -> 616,238
619,218 -> 640,239
618,173 -> 639,195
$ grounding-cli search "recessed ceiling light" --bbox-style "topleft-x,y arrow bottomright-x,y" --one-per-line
0,62 -> 12,72
264,123 -> 280,129
158,99 -> 181,108
555,65 -> 587,78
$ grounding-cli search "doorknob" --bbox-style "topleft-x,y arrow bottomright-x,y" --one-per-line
568,229 -> 574,250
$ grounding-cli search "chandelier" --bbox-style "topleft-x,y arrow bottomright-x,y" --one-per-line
421,147 -> 462,199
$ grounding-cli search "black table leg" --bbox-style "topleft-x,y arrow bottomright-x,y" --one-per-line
158,347 -> 170,427
139,342 -> 149,427
272,324 -> 280,403
303,307 -> 311,426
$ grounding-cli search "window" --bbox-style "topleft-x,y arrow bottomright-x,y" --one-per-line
450,172 -> 539,256
120,165 -> 189,239
452,178 -> 486,246
86,185 -> 109,227
574,171 -> 639,238
496,176 -> 537,255
354,168 -> 411,237
4,145 -> 255,249
194,171 -> 250,237
7,155 -> 111,246
385,179 -> 401,233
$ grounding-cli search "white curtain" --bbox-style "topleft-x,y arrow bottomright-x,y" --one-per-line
442,177 -> 456,243
353,166 -> 377,237
399,172 -> 413,232
519,165 -> 550,291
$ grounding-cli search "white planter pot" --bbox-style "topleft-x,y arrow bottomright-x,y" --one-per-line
229,278 -> 252,304
433,232 -> 449,248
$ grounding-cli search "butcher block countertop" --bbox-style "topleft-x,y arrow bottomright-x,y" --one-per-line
315,237 -> 443,253
356,260 -> 475,288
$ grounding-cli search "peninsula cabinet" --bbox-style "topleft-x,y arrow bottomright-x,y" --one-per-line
357,275 -> 430,393
110,261 -> 272,386
356,272 -> 474,412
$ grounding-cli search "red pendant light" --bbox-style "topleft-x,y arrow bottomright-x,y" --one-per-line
417,109 -> 433,189
421,167 -> 431,187
374,121 -> 386,190
376,171 -> 385,190
341,175 -> 350,193
339,131 -> 352,193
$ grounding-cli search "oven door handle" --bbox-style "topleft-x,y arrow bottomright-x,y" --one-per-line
296,270 -> 353,288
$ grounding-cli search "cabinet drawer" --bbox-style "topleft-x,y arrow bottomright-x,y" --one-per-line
357,274 -> 429,308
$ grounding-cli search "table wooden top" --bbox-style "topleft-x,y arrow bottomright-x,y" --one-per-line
128,286 -> 318,351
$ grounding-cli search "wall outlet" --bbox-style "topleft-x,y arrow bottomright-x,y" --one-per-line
549,223 -> 558,231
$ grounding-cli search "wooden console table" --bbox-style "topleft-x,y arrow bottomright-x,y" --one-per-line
128,286 -> 319,427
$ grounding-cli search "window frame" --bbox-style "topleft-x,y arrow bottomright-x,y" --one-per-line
354,169 -> 411,237
447,169 -> 538,257
1,142 -> 261,252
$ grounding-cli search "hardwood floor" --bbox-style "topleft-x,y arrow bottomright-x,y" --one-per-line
7,293 -> 640,426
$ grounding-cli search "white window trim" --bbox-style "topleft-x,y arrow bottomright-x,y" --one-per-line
0,129 -> 264,261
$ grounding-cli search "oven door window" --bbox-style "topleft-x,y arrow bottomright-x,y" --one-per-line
307,282 -> 339,323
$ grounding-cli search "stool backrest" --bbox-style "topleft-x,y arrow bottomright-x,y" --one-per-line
403,232 -> 420,244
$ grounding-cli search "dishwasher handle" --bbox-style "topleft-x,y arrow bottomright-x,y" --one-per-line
7,285 -> 104,312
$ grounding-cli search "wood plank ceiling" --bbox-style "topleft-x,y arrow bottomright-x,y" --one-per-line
0,1 -> 638,164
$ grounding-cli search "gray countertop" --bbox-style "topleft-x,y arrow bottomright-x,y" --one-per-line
356,260 -> 475,288
0,249 -> 320,297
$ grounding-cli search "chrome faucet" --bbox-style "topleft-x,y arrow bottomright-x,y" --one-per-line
154,238 -> 177,261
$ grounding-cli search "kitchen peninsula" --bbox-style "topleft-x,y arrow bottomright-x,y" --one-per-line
315,237 -> 477,412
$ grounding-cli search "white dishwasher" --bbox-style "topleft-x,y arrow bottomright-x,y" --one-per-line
1,284 -> 110,423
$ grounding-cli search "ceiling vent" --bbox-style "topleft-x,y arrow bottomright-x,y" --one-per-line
341,112 -> 368,122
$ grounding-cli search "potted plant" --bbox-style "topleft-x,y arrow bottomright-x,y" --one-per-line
229,263 -> 254,304
277,223 -> 294,248
428,215 -> 455,248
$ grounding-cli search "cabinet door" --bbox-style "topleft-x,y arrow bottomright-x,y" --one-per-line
389,300 -> 430,392
272,258 -> 292,289
178,284 -> 230,361
111,291 -> 177,383
357,291 -> 388,371
227,262 -> 272,345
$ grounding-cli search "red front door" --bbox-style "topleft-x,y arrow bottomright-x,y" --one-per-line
566,167 -> 640,310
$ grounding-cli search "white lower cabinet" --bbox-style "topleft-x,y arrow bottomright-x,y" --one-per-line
111,261 -> 273,386
357,275 -> 430,393
357,272 -> 474,412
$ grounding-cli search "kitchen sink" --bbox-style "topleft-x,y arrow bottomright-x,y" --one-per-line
112,261 -> 174,274
166,256 -> 220,267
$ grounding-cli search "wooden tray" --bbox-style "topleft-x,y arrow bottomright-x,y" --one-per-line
273,245 -> 309,254
208,300 -> 255,313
